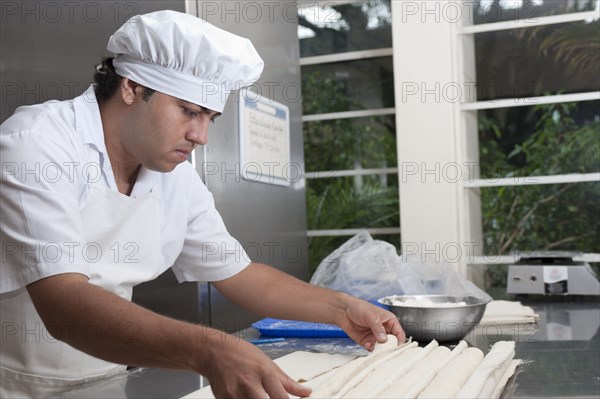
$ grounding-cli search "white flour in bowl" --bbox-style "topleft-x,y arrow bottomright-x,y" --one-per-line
390,298 -> 467,307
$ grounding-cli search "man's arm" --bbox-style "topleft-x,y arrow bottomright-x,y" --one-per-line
27,273 -> 310,399
213,262 -> 405,350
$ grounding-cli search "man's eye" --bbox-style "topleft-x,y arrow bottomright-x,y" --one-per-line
183,108 -> 198,118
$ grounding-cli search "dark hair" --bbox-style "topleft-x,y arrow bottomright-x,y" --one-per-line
94,57 -> 155,102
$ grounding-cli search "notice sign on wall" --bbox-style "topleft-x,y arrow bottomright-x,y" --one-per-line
239,93 -> 291,186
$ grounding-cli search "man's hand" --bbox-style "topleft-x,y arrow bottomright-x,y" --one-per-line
201,337 -> 311,399
334,296 -> 405,351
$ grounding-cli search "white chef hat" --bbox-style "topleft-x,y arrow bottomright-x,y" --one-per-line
107,10 -> 264,113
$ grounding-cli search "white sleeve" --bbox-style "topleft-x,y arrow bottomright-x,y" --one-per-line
1,129 -> 90,294
171,164 -> 250,282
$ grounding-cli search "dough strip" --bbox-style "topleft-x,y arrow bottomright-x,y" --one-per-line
418,346 -> 484,398
399,340 -> 469,398
378,345 -> 449,398
332,341 -> 418,398
455,341 -> 516,399
489,359 -> 521,399
341,346 -> 421,398
309,335 -> 409,398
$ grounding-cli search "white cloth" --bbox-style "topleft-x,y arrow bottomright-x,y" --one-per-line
108,10 -> 264,113
480,300 -> 539,325
0,85 -> 250,295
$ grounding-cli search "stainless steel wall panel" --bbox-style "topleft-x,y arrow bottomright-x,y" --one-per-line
198,0 -> 309,330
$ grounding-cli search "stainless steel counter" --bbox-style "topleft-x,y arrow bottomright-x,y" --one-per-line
62,300 -> 600,398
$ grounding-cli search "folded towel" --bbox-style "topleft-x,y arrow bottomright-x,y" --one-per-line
480,300 -> 539,325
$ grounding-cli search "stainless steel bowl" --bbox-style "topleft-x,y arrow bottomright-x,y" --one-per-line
378,295 -> 491,343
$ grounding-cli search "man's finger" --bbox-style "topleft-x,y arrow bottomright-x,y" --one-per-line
393,325 -> 406,343
370,315 -> 389,343
382,313 -> 406,343
281,373 -> 312,398
263,374 -> 290,399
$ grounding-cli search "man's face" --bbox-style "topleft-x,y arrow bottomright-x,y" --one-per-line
120,88 -> 221,173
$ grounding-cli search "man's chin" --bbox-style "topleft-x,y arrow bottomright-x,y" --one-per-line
144,162 -> 179,174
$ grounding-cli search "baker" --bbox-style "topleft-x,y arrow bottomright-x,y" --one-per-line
0,10 -> 404,399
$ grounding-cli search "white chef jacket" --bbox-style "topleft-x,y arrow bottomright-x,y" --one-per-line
0,85 -> 251,294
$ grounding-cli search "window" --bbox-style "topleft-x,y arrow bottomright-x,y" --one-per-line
461,0 -> 600,296
390,0 -> 599,294
298,0 -> 400,272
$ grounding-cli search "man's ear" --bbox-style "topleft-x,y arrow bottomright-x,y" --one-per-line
120,78 -> 143,105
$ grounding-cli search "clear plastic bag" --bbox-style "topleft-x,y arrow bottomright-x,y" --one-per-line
397,256 -> 491,300
309,232 -> 404,300
310,232 -> 491,301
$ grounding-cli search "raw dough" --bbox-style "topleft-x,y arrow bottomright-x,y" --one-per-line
372,334 -> 399,354
342,339 -> 446,398
310,335 -> 405,398
377,341 -> 470,399
308,355 -> 369,398
401,340 -> 470,399
310,335 -> 407,398
180,340 -> 521,399
342,346 -> 421,398
180,351 -> 355,399
418,347 -> 484,398
455,341 -> 515,399
333,342 -> 412,398
274,351 -> 357,382
490,359 -> 521,399
378,345 -> 450,398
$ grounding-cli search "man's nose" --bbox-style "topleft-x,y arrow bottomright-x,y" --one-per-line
188,118 -> 210,145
